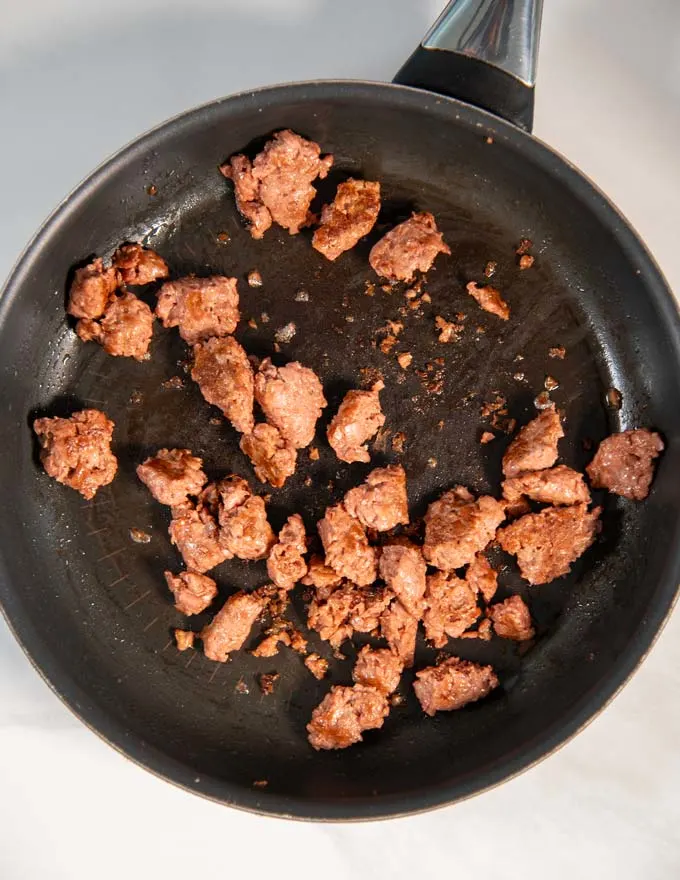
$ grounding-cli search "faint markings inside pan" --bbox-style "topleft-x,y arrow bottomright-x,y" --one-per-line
160,639 -> 174,653
123,589 -> 151,611
97,546 -> 126,563
207,664 -> 222,685
109,573 -> 129,587
143,615 -> 159,633
81,498 -> 116,509
185,652 -> 198,669
86,526 -> 109,537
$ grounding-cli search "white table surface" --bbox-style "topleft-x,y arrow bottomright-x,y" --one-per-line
1,1 -> 679,877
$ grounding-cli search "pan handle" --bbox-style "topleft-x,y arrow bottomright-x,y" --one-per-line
393,0 -> 543,132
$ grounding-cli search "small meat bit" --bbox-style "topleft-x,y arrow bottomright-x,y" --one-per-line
308,582 -> 392,648
343,464 -> 409,532
392,432 -> 407,453
516,238 -> 533,256
307,684 -> 389,750
380,600 -> 418,668
76,291 -> 154,360
240,423 -> 297,489
112,243 -> 168,286
586,429 -> 664,501
484,260 -> 497,278
352,646 -> 403,694
502,407 -> 564,478
67,257 -> 118,319
136,448 -> 207,507
465,553 -> 498,603
480,431 -> 495,445
201,589 -> 268,662
397,352 -> 412,369
369,212 -> 450,283
488,595 -> 534,641
155,275 -> 240,344
327,381 -> 385,464
129,528 -> 151,544
304,653 -> 329,680
192,336 -> 254,435
422,571 -> 479,648
318,504 -> 378,586
497,503 -> 601,585
466,282 -> 510,320
423,486 -> 505,571
461,618 -> 493,641
33,409 -> 117,500
435,315 -> 463,343
254,358 -> 326,449
251,630 -> 291,658
518,254 -> 534,270
379,543 -> 426,619
301,555 -> 342,600
267,513 -> 308,589
165,570 -> 218,615
175,629 -> 195,651
312,178 -> 381,260
169,504 -> 230,573
220,129 -> 333,238
216,476 -> 275,560
247,269 -> 263,288
502,465 -> 590,507
549,345 -> 566,360
259,672 -> 279,695
414,657 -> 499,716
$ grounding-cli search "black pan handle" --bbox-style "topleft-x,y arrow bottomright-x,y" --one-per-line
394,0 -> 543,132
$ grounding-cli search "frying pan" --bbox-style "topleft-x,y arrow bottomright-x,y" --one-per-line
1,0 -> 679,821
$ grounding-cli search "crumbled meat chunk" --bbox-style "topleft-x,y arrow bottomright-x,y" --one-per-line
397,352 -> 412,369
67,257 -> 118,319
240,423 -> 297,488
168,504 -> 230,573
586,429 -> 664,500
312,179 -> 381,261
502,408 -> 564,478
191,336 -> 254,434
201,589 -> 267,662
259,672 -> 279,695
251,630 -> 291,657
155,275 -> 239,344
76,291 -> 154,360
129,528 -> 151,544
343,464 -> 409,532
112,243 -> 168,286
516,238 -> 533,256
414,657 -> 498,716
136,448 -> 207,507
307,684 -> 389,750
497,503 -> 601,585
369,212 -> 450,282
307,582 -> 392,648
301,555 -> 343,599
175,629 -> 195,651
216,476 -> 275,560
221,130 -> 333,238
465,553 -> 498,603
518,254 -> 534,270
254,358 -> 326,448
502,465 -> 590,507
353,646 -> 402,694
379,543 -> 426,619
304,653 -> 329,680
466,282 -> 510,320
267,514 -> 308,589
435,315 -> 463,343
422,571 -> 479,647
327,381 -> 385,463
480,431 -> 495,444
549,345 -> 566,360
318,504 -> 377,586
164,570 -> 218,615
380,600 -> 418,668
461,618 -> 492,641
33,409 -> 117,500
423,486 -> 505,571
488,595 -> 534,641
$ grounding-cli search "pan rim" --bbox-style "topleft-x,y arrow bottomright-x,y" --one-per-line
1,78 -> 679,821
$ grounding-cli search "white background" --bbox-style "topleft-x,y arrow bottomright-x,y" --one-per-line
1,1 -> 679,877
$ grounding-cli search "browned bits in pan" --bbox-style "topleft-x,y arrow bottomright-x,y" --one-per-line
259,672 -> 280,695
174,630 -> 195,651
466,282 -> 510,320
606,387 -> 623,409
516,237 -> 533,255
544,375 -> 559,391
247,269 -> 263,287
392,432 -> 407,453
397,352 -> 412,369
484,260 -> 497,278
480,431 -> 495,445
549,345 -> 566,359
519,254 -> 534,270
129,528 -> 151,544
217,231 -> 230,243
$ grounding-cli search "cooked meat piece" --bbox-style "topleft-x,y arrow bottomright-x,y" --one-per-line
192,336 -> 254,434
488,595 -> 534,641
327,381 -> 385,463
497,503 -> 601,585
155,275 -> 239,344
466,282 -> 510,320
267,513 -> 308,589
32,409 -> 117,500
254,358 -> 326,448
461,618 -> 492,641
112,243 -> 168,286
318,504 -> 378,586
136,448 -> 207,507
168,504 -> 230,573
369,212 -> 450,283
301,555 -> 343,599
423,486 -> 505,571
379,543 -> 426,618
465,553 -> 498,603
164,570 -> 217,615
586,429 -> 664,500
240,423 -> 297,488
304,653 -> 329,680
67,257 -> 118,319
201,590 -> 267,662
312,178 -> 381,261
174,629 -> 195,651
502,408 -> 564,478
221,130 -> 333,238
502,465 -> 590,506
258,672 -> 279,695
380,600 -> 418,668
307,684 -> 389,750
352,646 -> 402,694
76,291 -> 154,360
343,464 -> 409,532
422,571 -> 479,647
307,582 -> 392,648
414,657 -> 498,716
216,476 -> 275,560
251,630 -> 291,657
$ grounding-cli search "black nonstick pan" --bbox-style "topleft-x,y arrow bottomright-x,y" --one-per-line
1,0 -> 679,820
